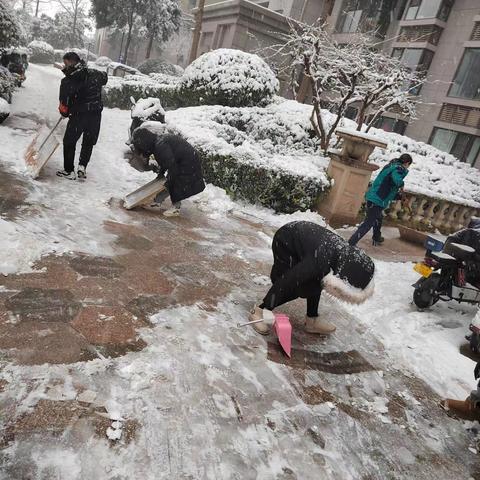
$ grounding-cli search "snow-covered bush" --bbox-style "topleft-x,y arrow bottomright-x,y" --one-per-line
178,49 -> 279,108
53,49 -> 64,62
137,58 -> 183,76
164,101 -> 331,212
0,65 -> 16,103
149,72 -> 181,86
0,1 -> 22,48
130,97 -> 166,141
103,75 -> 181,110
28,40 -> 54,64
0,96 -> 10,123
95,56 -> 112,67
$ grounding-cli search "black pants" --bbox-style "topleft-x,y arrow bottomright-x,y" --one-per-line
63,111 -> 102,172
260,241 -> 322,318
348,201 -> 383,246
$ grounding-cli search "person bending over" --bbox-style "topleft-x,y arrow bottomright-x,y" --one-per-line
250,221 -> 375,335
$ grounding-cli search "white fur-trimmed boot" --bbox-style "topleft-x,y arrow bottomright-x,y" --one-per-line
249,306 -> 275,335
305,316 -> 336,335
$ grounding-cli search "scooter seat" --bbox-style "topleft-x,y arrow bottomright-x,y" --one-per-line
444,242 -> 476,261
431,251 -> 458,266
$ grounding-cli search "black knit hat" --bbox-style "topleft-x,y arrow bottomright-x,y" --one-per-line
63,51 -> 81,63
336,248 -> 375,290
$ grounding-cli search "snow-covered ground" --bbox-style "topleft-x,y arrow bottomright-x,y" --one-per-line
0,65 -> 478,478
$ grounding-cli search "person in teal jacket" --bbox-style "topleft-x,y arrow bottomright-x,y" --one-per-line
349,153 -> 412,246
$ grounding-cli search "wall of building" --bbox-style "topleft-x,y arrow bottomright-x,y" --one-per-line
404,0 -> 480,146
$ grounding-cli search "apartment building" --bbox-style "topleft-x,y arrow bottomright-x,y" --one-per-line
198,0 -> 480,167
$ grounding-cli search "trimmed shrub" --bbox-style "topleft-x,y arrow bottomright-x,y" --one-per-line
0,65 -> 16,103
0,97 -> 10,123
199,150 -> 329,213
178,49 -> 279,107
95,56 -> 112,67
28,40 -> 54,64
137,58 -> 183,76
102,75 -> 182,110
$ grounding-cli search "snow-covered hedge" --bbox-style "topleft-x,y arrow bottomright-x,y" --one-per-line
103,75 -> 181,110
54,48 -> 97,63
137,58 -> 183,76
0,1 -> 22,48
161,101 -> 331,211
28,40 -> 54,64
0,65 -> 16,103
160,99 -> 480,210
178,49 -> 279,108
95,56 -> 112,67
0,97 -> 10,123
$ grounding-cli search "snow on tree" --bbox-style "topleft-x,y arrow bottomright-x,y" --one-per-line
0,0 -> 22,47
28,39 -> 54,63
143,0 -> 181,60
179,49 -> 280,107
91,0 -> 181,64
271,21 -> 423,152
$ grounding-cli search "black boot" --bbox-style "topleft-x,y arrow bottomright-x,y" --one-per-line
372,236 -> 385,246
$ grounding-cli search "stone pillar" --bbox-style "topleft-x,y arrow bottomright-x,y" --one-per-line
318,128 -> 387,227
318,154 -> 379,226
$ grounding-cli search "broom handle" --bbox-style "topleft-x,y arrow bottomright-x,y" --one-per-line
38,117 -> 63,151
237,319 -> 267,328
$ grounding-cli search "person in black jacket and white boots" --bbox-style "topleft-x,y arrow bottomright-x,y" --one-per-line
250,221 -> 375,335
56,51 -> 108,180
132,123 -> 206,217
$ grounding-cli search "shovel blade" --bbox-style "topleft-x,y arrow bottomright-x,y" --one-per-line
274,314 -> 292,358
25,124 -> 60,178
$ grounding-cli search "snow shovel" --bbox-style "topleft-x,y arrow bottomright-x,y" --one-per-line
123,177 -> 167,210
25,117 -> 63,178
237,312 -> 292,358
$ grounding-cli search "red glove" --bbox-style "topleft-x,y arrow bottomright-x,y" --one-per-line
59,103 -> 69,117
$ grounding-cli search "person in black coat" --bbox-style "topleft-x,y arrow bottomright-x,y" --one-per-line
250,221 -> 375,335
56,51 -> 108,180
132,123 -> 206,217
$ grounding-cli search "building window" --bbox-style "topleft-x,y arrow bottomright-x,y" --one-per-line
391,47 -> 433,94
373,116 -> 408,135
449,49 -> 480,100
430,127 -> 480,166
345,106 -> 359,120
336,0 -> 396,37
404,0 -> 453,22
398,25 -> 443,45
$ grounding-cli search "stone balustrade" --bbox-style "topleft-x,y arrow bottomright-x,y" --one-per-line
385,191 -> 480,234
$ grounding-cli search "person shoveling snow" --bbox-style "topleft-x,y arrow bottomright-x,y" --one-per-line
56,51 -> 108,181
131,123 -> 205,217
250,221 -> 375,336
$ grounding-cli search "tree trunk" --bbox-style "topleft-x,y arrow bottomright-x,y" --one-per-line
189,0 -> 206,64
146,34 -> 154,60
35,0 -> 40,16
72,0 -> 79,46
124,20 -> 134,64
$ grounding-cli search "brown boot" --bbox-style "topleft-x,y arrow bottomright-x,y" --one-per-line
304,316 -> 336,335
442,397 -> 480,421
248,307 -> 274,336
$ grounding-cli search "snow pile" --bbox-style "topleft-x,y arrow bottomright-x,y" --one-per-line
179,48 -> 279,107
131,97 -> 165,121
27,40 -> 54,64
368,129 -> 480,208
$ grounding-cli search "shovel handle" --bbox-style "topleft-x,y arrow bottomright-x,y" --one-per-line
37,116 -> 63,151
237,319 -> 266,328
